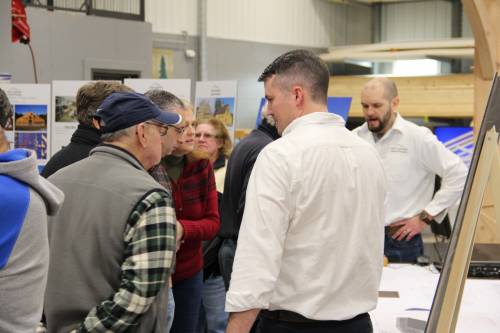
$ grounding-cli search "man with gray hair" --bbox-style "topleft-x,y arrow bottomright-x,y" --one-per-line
145,89 -> 186,157
0,87 -> 64,332
145,88 -> 187,332
45,92 -> 182,332
354,77 -> 467,263
226,50 -> 386,333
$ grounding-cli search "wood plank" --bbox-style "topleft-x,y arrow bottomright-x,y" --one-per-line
327,38 -> 474,53
321,49 -> 473,62
328,74 -> 474,118
463,0 -> 497,80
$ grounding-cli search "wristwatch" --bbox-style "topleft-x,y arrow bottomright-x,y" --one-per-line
419,211 -> 433,225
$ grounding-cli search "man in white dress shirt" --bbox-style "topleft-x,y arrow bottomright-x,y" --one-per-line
225,49 -> 387,333
354,77 -> 467,263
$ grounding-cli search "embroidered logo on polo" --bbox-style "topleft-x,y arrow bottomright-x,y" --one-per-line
390,145 -> 408,154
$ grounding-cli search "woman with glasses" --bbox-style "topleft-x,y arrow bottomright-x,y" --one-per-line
149,96 -> 220,333
194,117 -> 233,333
195,118 -> 232,195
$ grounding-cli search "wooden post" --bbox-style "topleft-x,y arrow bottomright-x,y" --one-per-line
462,0 -> 500,242
427,126 -> 500,332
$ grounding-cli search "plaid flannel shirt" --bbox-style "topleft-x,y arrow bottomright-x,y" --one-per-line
74,190 -> 176,332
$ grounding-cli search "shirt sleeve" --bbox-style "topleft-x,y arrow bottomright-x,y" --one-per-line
75,190 -> 176,332
226,147 -> 291,312
418,129 -> 468,218
178,162 -> 220,241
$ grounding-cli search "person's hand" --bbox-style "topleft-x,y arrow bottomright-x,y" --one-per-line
390,215 -> 429,241
176,221 -> 184,251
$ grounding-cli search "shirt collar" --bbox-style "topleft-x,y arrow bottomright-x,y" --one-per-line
213,154 -> 226,170
282,111 -> 345,136
91,144 -> 145,171
390,113 -> 405,133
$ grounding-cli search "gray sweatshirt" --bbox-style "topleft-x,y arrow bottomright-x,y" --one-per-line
0,149 -> 64,333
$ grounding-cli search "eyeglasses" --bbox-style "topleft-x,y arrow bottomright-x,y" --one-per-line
145,121 -> 169,136
195,132 -> 219,140
168,125 -> 184,134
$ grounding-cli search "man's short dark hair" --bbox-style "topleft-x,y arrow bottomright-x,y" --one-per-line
0,87 -> 12,128
258,49 -> 330,104
76,81 -> 134,127
144,89 -> 185,112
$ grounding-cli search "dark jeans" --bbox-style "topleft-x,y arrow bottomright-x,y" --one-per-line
256,312 -> 372,333
384,229 -> 424,263
171,270 -> 203,333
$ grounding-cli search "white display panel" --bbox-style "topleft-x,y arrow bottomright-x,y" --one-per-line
1,83 -> 51,169
124,79 -> 191,101
195,80 -> 238,139
51,80 -> 90,156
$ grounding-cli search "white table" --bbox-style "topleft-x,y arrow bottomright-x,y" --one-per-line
371,264 -> 500,332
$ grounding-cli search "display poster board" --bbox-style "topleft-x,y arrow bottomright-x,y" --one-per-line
1,84 -> 51,170
427,74 -> 500,332
327,97 -> 352,121
195,81 -> 237,139
51,80 -> 89,156
435,126 -> 474,167
124,79 -> 191,101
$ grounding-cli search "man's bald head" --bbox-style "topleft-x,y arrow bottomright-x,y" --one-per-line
363,77 -> 399,102
360,77 -> 399,136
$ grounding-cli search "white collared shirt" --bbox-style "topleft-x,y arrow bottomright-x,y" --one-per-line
226,112 -> 387,320
354,113 -> 467,225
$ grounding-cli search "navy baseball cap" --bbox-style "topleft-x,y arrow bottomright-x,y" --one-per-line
94,92 -> 182,134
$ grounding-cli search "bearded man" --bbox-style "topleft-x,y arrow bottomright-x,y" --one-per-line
354,77 -> 467,263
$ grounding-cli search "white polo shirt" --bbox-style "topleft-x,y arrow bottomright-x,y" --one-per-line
226,112 -> 387,320
354,113 -> 467,225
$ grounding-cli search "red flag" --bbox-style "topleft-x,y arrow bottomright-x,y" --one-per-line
12,0 -> 30,44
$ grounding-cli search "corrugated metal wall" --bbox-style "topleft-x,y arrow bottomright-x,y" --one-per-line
380,0 -> 452,42
146,0 -> 198,36
146,0 -> 370,48
331,3 -> 372,46
207,0 -> 334,47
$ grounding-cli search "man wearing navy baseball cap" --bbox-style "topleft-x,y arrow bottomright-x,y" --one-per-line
94,92 -> 182,134
45,92 -> 181,332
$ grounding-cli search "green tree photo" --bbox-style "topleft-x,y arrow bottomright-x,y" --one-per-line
159,56 -> 168,78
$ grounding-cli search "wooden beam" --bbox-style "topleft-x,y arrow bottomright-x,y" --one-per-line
321,48 -> 473,62
327,38 -> 474,53
462,0 -> 497,80
462,0 -> 500,246
328,74 -> 473,118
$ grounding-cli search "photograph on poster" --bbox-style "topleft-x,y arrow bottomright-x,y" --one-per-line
195,97 -> 235,127
15,132 -> 48,159
152,48 -> 174,79
55,95 -> 77,122
14,104 -> 47,131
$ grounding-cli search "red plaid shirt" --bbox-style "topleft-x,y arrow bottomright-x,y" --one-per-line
151,158 -> 220,282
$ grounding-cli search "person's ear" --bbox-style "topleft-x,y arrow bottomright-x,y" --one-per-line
136,123 -> 148,147
92,118 -> 101,130
391,96 -> 400,110
292,85 -> 305,107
